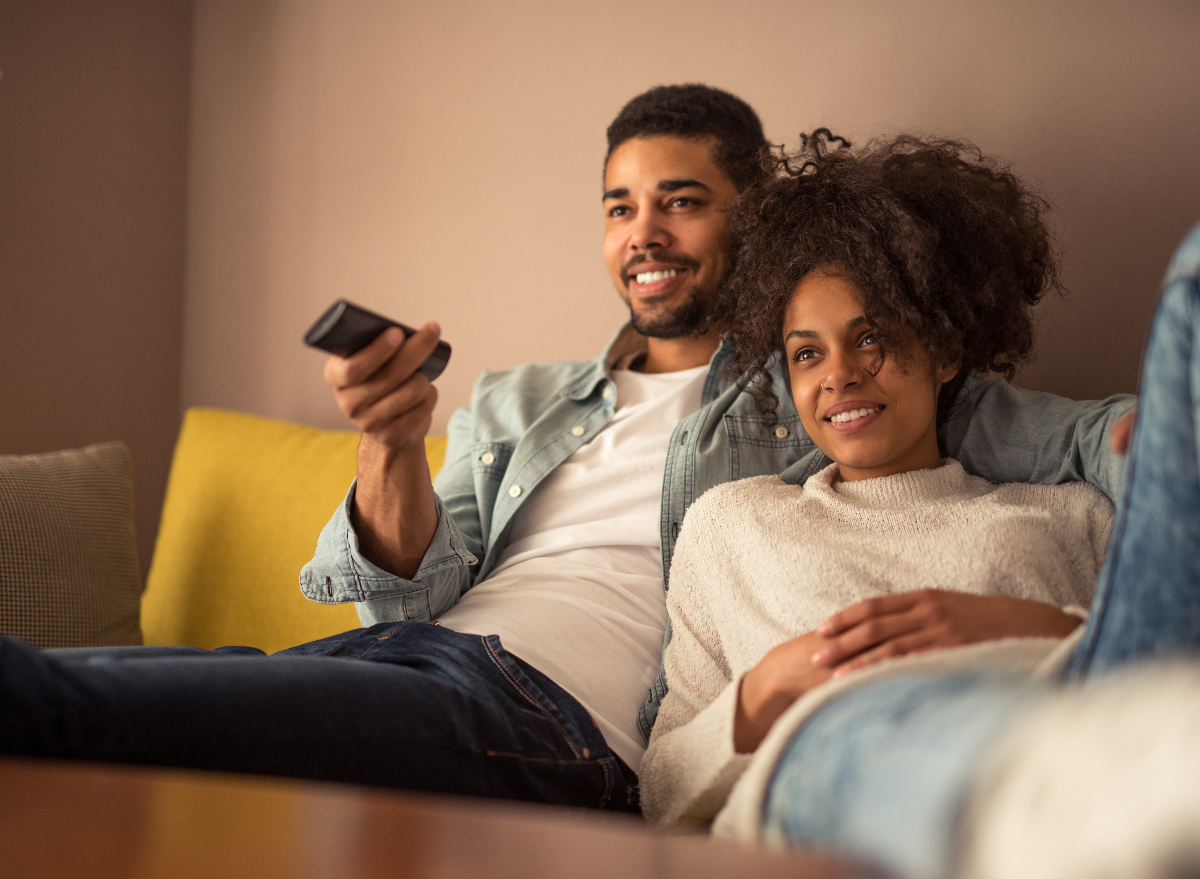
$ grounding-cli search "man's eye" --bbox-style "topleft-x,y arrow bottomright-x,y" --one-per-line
607,205 -> 630,218
669,197 -> 696,208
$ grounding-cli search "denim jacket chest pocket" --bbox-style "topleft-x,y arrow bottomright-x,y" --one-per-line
471,442 -> 515,548
723,412 -> 813,481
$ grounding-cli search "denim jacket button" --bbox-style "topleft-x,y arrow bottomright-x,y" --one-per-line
571,426 -> 585,437
602,385 -> 613,400
480,452 -> 495,465
508,485 -> 522,498
774,426 -> 789,439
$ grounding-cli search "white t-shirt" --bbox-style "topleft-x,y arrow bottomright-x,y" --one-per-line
436,363 -> 708,768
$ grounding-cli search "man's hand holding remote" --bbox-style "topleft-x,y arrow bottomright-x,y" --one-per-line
323,320 -> 444,579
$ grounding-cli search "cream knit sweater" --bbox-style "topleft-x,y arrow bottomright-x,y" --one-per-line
640,460 -> 1113,829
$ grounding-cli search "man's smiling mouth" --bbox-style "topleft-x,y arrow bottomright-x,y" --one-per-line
634,269 -> 680,284
621,253 -> 700,287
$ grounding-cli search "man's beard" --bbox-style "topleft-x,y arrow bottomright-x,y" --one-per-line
626,283 -> 713,339
621,253 -> 716,339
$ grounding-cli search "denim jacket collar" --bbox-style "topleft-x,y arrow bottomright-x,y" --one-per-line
562,323 -> 739,405
561,324 -> 646,401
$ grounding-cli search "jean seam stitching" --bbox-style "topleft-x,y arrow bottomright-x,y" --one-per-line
481,750 -> 593,765
346,624 -> 406,660
480,637 -> 585,760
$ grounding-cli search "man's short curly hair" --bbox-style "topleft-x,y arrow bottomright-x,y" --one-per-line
605,84 -> 769,191
723,131 -> 1062,423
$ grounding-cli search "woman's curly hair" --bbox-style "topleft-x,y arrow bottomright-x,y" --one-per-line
721,130 -> 1062,424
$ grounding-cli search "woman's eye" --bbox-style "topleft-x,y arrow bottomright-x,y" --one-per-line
858,332 -> 878,347
792,348 -> 817,364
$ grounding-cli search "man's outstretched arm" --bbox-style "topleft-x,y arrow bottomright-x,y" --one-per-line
941,375 -> 1137,501
323,322 -> 442,579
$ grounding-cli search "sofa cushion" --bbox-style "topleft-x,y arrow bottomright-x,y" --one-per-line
0,442 -> 143,648
141,407 -> 447,652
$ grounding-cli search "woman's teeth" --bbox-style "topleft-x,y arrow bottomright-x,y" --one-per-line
634,269 -> 679,284
830,407 -> 880,424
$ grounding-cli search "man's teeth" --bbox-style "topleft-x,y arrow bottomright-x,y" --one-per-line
634,269 -> 680,284
830,407 -> 880,424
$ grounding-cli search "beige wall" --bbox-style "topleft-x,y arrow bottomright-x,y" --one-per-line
0,0 -> 192,577
184,0 -> 1200,436
3,1 -> 1199,575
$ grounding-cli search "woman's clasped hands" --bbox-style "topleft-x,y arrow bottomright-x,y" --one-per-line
734,590 -> 1081,752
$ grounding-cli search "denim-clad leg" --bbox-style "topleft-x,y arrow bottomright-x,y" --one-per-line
0,623 -> 635,810
763,674 -> 1033,879
1069,225 -> 1200,675
764,226 -> 1200,879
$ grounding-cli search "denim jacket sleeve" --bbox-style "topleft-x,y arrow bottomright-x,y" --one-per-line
940,375 -> 1137,502
298,405 -> 481,625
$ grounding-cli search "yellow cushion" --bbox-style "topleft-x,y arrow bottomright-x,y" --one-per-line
141,407 -> 447,652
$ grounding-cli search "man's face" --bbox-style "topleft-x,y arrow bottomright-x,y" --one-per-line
602,136 -> 739,339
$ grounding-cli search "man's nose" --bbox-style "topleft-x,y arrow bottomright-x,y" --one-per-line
630,209 -> 671,251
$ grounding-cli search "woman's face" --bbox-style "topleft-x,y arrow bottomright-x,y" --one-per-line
783,270 -> 958,482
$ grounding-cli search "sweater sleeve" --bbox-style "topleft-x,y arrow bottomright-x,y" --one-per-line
1047,479 -> 1116,609
1084,484 -> 1116,575
640,499 -> 753,825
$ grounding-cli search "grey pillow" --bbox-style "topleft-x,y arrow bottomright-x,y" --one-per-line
0,442 -> 143,647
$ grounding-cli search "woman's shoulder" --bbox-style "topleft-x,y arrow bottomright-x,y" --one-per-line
931,459 -> 1111,514
988,477 -> 1113,512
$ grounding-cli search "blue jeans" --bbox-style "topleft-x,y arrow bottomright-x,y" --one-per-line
764,222 -> 1200,878
0,622 -> 637,810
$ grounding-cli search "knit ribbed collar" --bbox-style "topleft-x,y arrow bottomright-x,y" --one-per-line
817,458 -> 975,507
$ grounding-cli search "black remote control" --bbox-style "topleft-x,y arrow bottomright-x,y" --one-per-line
303,299 -> 451,382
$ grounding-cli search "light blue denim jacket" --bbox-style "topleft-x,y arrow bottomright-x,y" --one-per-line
300,324 -> 1135,740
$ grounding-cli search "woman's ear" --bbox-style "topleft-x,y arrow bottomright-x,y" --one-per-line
935,359 -> 961,386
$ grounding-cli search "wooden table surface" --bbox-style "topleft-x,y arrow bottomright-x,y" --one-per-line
1,757 -> 875,879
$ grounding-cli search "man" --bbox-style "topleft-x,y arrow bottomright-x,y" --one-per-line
1,85 -> 1131,811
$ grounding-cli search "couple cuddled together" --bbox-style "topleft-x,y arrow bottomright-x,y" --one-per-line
5,85 -> 1200,879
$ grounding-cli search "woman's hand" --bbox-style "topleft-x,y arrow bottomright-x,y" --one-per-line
811,590 -> 1083,677
735,631 -> 833,753
734,593 -> 1082,753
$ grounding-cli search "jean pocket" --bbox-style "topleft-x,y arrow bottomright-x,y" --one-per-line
479,635 -> 600,760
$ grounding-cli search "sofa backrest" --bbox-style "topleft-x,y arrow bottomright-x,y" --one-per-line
141,407 -> 447,652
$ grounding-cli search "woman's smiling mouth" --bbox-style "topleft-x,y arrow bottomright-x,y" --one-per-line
830,406 -> 880,424
824,402 -> 885,433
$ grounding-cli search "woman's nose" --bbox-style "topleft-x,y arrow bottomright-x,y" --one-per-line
821,349 -> 860,392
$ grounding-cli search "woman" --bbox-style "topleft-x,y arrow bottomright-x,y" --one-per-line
640,133 -> 1200,878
